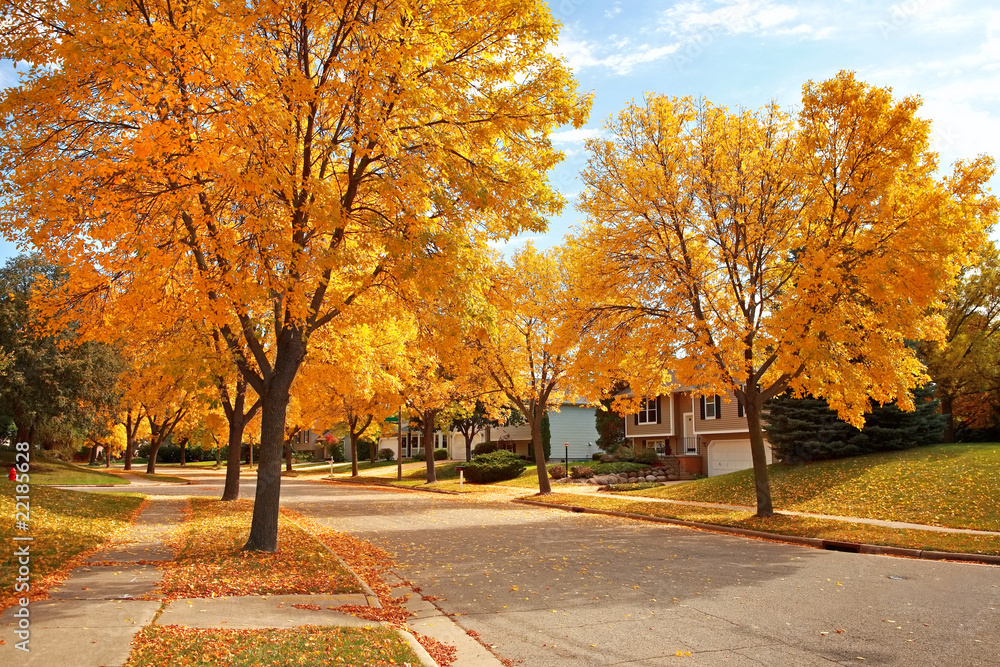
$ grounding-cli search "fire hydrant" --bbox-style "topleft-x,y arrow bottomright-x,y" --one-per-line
8,466 -> 16,481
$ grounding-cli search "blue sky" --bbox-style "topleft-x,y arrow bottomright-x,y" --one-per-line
530,0 -> 1000,250
2,0 -> 998,262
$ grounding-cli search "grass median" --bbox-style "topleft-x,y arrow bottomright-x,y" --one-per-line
159,498 -> 362,599
125,625 -> 421,667
532,492 -> 1000,555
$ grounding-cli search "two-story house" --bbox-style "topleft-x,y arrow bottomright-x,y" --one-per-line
624,389 -> 772,477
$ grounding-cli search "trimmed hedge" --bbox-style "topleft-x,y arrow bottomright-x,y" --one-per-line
463,450 -> 526,484
433,448 -> 449,461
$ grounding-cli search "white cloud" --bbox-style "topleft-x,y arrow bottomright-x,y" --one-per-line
659,0 -> 808,38
551,35 -> 680,75
550,128 -> 604,145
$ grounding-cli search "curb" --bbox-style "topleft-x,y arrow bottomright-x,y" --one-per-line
281,514 -> 383,608
324,478 -> 464,496
395,628 -> 440,667
513,499 -> 1000,566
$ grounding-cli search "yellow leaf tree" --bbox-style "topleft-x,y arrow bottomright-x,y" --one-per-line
0,0 -> 588,549
479,243 -> 580,494
573,72 -> 996,516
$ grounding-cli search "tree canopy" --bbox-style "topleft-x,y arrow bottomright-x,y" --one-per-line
0,0 -> 588,549
572,71 -> 996,515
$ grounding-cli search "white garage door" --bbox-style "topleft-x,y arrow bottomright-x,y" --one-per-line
707,439 -> 772,477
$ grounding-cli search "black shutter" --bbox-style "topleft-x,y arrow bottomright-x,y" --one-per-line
634,412 -> 638,426
699,396 -> 705,420
715,395 -> 722,419
656,396 -> 662,424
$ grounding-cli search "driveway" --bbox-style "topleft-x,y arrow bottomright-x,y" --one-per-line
85,473 -> 1000,666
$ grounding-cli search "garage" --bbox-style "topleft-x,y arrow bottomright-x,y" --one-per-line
706,439 -> 772,477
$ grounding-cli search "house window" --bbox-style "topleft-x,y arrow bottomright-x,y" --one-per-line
701,395 -> 721,420
434,433 -> 448,450
637,397 -> 659,425
648,439 -> 666,456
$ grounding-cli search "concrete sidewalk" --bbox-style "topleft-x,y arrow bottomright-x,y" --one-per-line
1,494 -> 483,667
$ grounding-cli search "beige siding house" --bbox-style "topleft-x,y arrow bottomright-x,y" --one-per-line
625,390 -> 772,477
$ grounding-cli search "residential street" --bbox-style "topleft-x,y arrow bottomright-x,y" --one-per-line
94,473 -> 1000,666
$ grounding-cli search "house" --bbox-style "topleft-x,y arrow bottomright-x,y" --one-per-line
624,389 -> 772,477
377,401 -> 601,462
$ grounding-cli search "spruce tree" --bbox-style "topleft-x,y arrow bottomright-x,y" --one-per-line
764,385 -> 945,463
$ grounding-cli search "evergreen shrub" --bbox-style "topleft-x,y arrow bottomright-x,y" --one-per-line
463,450 -> 527,483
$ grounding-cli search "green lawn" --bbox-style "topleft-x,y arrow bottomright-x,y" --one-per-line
0,483 -> 144,610
329,460 -> 399,473
0,450 -> 129,485
535,493 -> 1000,555
628,443 -> 1000,531
126,471 -> 190,484
125,626 -> 420,667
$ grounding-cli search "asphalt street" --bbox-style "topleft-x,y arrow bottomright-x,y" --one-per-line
95,472 -> 1000,666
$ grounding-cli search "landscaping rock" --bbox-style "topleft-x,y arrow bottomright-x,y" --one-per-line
645,475 -> 656,482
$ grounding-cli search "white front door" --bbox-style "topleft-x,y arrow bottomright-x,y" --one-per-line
683,413 -> 694,438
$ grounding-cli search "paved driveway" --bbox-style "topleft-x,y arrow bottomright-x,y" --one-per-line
88,473 -> 1000,666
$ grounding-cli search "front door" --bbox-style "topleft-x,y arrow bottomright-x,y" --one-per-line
683,413 -> 695,454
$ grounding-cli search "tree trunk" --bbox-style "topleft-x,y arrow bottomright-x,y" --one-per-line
940,394 -> 956,443
179,437 -> 188,466
531,411 -> 552,494
105,441 -> 111,468
284,439 -> 293,472
146,424 -> 161,475
423,409 -> 439,483
744,396 -> 775,517
348,429 -> 359,477
222,418 -> 245,501
465,433 -> 473,462
242,330 -> 304,553
89,444 -> 98,465
123,427 -> 134,472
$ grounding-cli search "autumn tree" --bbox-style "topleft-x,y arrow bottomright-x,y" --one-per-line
0,1 -> 587,550
918,242 -> 1000,441
298,314 -> 407,476
573,72 -> 996,516
0,254 -> 125,450
479,243 -> 581,495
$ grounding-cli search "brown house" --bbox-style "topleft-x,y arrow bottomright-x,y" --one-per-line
624,390 -> 772,477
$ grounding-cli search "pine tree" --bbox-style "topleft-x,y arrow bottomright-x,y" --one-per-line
595,398 -> 627,453
764,386 -> 946,463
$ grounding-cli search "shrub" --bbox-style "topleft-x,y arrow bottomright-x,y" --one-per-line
328,443 -> 346,463
410,450 -> 425,462
473,442 -> 498,456
463,450 -> 527,484
548,465 -> 566,480
634,448 -> 660,465
592,461 -> 646,475
592,452 -> 603,461
611,447 -> 636,462
569,465 -> 594,479
433,448 -> 449,461
378,448 -> 395,462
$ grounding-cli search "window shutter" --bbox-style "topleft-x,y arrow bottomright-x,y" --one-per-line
634,412 -> 638,426
656,396 -> 662,424
738,398 -> 745,418
699,396 -> 705,420
715,395 -> 722,419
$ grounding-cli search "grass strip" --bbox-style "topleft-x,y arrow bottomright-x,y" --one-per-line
0,483 -> 144,610
629,443 -> 1000,532
124,625 -> 420,667
158,498 -> 361,599
535,493 -> 1000,556
0,451 -> 129,485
